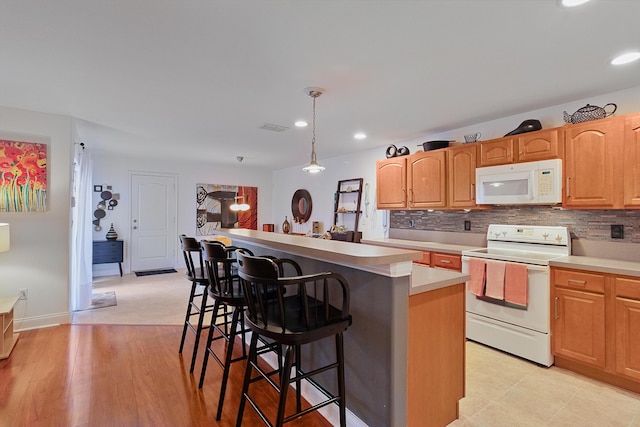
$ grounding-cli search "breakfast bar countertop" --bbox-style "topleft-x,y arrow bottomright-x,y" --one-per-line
361,237 -> 482,255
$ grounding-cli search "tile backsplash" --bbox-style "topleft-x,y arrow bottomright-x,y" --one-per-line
390,207 -> 640,243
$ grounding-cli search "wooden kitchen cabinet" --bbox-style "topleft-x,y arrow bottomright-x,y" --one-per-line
478,128 -> 562,167
478,137 -> 516,167
517,128 -> 562,162
431,252 -> 462,271
614,276 -> 640,381
551,267 -> 640,392
376,157 -> 407,209
623,113 -> 640,207
447,144 -> 477,208
407,150 -> 447,209
414,251 -> 431,266
563,115 -> 622,208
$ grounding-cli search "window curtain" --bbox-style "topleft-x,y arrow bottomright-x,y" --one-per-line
70,143 -> 93,311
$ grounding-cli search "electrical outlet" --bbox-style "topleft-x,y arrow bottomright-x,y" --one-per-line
611,224 -> 624,239
409,219 -> 415,228
18,288 -> 27,300
464,220 -> 471,231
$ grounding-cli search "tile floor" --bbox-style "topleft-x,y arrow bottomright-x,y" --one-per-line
73,271 -> 640,426
453,341 -> 640,427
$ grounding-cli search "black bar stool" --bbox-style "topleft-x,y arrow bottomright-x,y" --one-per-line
198,240 -> 254,421
235,251 -> 352,427
178,235 -> 214,373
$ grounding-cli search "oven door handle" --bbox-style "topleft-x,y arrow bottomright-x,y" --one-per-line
462,257 -> 549,272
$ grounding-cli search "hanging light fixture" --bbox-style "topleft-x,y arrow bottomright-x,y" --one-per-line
230,195 -> 250,212
302,87 -> 325,174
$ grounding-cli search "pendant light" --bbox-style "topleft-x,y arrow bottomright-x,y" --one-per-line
230,195 -> 250,212
302,87 -> 325,174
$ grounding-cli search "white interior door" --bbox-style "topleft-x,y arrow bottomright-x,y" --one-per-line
130,173 -> 177,272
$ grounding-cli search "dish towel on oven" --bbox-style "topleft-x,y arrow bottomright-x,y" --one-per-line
504,262 -> 528,306
485,260 -> 506,299
468,258 -> 486,296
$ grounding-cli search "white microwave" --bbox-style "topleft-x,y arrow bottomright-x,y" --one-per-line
475,159 -> 562,205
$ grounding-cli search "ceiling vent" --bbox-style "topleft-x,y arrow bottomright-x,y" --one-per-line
259,123 -> 289,132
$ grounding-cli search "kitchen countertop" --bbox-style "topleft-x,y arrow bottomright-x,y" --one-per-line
550,256 -> 640,277
410,264 -> 470,295
361,237 -> 482,255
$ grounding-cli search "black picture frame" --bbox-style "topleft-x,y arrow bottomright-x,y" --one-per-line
94,185 -> 103,192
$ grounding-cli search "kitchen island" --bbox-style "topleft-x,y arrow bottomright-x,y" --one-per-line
214,228 -> 469,427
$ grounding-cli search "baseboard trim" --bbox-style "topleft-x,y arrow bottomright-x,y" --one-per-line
14,312 -> 70,332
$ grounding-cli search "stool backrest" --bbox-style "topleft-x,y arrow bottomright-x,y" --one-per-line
201,240 -> 254,297
236,251 -> 351,334
180,235 -> 205,280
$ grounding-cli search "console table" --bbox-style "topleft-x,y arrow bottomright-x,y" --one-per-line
1,297 -> 19,359
93,240 -> 124,276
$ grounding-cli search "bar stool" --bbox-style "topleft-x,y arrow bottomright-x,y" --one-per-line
198,240 -> 253,421
235,251 -> 352,427
178,235 -> 214,373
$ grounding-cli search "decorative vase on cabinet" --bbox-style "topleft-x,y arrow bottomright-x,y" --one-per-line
106,223 -> 118,240
282,216 -> 290,234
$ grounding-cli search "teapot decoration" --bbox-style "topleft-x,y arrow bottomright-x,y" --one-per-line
563,103 -> 617,124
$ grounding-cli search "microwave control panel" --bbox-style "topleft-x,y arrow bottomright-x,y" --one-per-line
537,168 -> 555,196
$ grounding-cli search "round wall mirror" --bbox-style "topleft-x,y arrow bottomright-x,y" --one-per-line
291,189 -> 312,223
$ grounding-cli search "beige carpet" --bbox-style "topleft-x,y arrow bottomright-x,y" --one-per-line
72,268 -> 193,325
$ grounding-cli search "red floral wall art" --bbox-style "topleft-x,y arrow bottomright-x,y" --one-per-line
0,140 -> 47,212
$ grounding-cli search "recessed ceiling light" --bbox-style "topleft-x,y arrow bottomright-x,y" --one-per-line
354,132 -> 367,140
295,120 -> 308,127
611,52 -> 640,65
560,0 -> 590,7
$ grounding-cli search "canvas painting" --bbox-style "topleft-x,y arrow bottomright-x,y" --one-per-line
0,140 -> 47,212
196,183 -> 258,235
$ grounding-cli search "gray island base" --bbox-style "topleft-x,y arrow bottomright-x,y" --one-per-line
213,228 -> 469,427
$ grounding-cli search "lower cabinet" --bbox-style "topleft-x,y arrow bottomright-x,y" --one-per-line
411,251 -> 462,272
551,267 -> 640,389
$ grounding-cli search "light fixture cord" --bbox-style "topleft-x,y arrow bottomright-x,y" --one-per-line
311,95 -> 317,160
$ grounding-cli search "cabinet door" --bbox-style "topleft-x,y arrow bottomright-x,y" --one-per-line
552,287 -> 606,368
447,145 -> 477,208
517,128 -> 562,162
408,151 -> 446,209
376,157 -> 407,209
564,117 -> 622,208
615,276 -> 640,381
624,114 -> 640,207
478,137 -> 515,166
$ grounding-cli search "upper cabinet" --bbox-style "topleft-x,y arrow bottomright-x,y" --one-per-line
560,114 -> 640,210
478,128 -> 562,167
408,151 -> 447,209
447,144 -> 477,208
623,114 -> 640,207
376,157 -> 407,209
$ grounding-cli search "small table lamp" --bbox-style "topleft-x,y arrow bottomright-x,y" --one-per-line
0,223 -> 9,253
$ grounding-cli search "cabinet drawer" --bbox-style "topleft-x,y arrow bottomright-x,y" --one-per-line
93,241 -> 124,263
553,269 -> 605,294
431,253 -> 461,271
615,276 -> 640,300
413,251 -> 431,265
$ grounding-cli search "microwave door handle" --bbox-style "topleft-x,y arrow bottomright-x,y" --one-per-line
529,174 -> 535,200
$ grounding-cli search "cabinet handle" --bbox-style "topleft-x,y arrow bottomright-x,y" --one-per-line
568,279 -> 587,286
439,259 -> 451,264
409,188 -> 414,205
566,177 -> 570,198
554,297 -> 559,319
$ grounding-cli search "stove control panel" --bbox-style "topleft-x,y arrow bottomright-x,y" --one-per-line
486,224 -> 570,247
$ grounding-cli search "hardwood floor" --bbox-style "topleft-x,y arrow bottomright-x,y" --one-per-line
0,324 -> 333,427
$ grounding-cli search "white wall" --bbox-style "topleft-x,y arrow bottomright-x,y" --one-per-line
90,152 -> 273,276
0,106 -> 73,330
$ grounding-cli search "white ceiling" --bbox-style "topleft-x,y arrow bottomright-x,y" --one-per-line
1,0 -> 639,170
